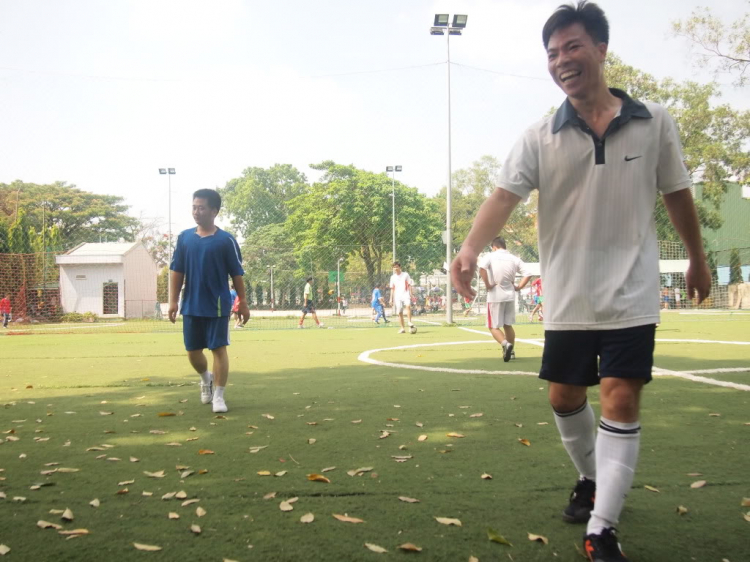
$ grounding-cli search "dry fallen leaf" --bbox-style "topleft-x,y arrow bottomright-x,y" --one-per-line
181,499 -> 200,507
257,471 -> 272,476
62,508 -> 74,521
364,543 -> 388,554
263,492 -> 277,500
307,473 -> 331,483
0,545 -> 9,556
351,419 -> 362,424
118,480 -> 135,486
742,498 -> 750,508
686,472 -> 702,477
144,470 -> 165,478
99,411 -> 114,416
677,505 -> 689,515
58,529 -> 89,536
196,507 -> 207,517
469,557 -> 478,562
481,473 -> 493,480
487,527 -> 512,546
190,524 -> 201,535
129,457 -> 139,463
399,496 -> 420,503
57,468 -> 80,473
518,438 -> 531,447
528,533 -> 548,545
262,414 -> 275,420
418,435 -> 428,442
300,513 -> 314,523
37,520 -> 63,530
321,466 -> 336,473
133,542 -> 162,552
347,467 -> 374,477
446,432 -> 465,438
308,438 -> 316,445
399,543 -> 422,552
469,413 -> 484,418
279,501 -> 294,512
198,449 -> 214,455
435,517 -> 462,526
157,412 -> 176,417
333,513 -> 365,524
168,512 -> 180,520
690,480 -> 707,489
644,485 -> 660,493
175,491 -> 187,499
275,471 -> 287,477
161,492 -> 176,500
89,499 -> 100,508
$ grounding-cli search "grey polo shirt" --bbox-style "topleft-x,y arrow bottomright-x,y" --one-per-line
498,89 -> 691,330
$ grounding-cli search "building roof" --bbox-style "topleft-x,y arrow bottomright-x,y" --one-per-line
55,242 -> 142,265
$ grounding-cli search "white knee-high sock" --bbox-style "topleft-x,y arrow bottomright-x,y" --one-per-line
587,417 -> 641,535
553,400 -> 596,481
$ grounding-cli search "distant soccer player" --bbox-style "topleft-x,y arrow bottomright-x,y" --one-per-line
479,237 -> 531,362
0,294 -> 11,328
299,277 -> 323,328
371,283 -> 389,324
169,189 -> 249,414
531,277 -> 544,321
389,261 -> 415,334
451,2 -> 710,559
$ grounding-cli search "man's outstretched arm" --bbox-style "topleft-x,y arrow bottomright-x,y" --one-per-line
451,188 -> 522,298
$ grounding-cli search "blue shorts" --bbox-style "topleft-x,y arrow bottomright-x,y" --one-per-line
539,324 -> 656,386
183,315 -> 230,351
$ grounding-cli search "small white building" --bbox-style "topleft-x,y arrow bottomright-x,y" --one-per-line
56,242 -> 157,319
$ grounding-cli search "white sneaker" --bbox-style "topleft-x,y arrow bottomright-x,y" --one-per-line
298,325 -> 304,329
398,328 -> 405,334
212,396 -> 228,413
200,377 -> 213,405
318,323 -> 325,329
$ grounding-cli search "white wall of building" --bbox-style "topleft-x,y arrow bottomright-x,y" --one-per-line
123,244 -> 157,318
59,264 -> 124,317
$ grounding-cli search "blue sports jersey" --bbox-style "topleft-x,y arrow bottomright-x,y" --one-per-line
371,288 -> 382,307
170,227 -> 244,317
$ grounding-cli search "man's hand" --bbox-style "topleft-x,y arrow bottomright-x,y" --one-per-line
168,303 -> 179,324
451,250 -> 478,298
237,301 -> 251,325
686,259 -> 711,304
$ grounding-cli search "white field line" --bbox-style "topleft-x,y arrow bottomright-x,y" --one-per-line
652,367 -> 750,391
679,311 -> 750,315
413,318 -> 442,326
359,327 -> 750,391
655,338 -> 750,345
357,340 -> 538,376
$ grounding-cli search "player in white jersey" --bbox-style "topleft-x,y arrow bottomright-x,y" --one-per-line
478,237 -> 531,362
389,261 -> 415,334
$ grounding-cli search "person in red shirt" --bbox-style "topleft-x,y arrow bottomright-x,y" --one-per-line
530,277 -> 544,321
0,294 -> 11,328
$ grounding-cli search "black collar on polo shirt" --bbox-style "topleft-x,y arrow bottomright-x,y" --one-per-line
551,88 -> 652,136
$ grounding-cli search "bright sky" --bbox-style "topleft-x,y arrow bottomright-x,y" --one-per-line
1,0 -> 747,235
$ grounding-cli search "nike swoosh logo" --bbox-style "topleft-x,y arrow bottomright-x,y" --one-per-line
624,155 -> 642,161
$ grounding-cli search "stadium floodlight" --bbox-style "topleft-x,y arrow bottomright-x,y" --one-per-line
452,14 -> 468,28
159,167 -> 176,307
434,14 -> 449,26
430,14 -> 467,325
386,165 -> 402,262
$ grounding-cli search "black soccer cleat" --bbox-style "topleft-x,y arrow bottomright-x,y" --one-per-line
583,528 -> 629,562
503,343 -> 514,362
563,477 -> 596,523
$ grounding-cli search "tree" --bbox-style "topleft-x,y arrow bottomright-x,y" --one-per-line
240,223 -> 298,309
286,162 -> 444,289
434,156 -> 540,261
673,7 -> 750,87
220,164 -> 309,238
729,248 -> 744,285
0,181 -> 140,248
605,53 -> 750,245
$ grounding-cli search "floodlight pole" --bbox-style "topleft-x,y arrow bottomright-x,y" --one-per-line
386,165 -> 402,262
160,168 -> 176,308
270,266 -> 275,311
337,258 -> 344,316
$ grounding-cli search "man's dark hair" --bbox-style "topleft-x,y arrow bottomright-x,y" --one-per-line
193,188 -> 222,211
542,1 -> 609,50
491,236 -> 507,249
392,261 -> 401,267
374,283 -> 381,288
306,277 -> 313,283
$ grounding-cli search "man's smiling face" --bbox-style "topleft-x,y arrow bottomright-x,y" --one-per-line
546,22 -> 607,100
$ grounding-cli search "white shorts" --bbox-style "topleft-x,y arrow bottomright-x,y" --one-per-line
487,302 -> 515,329
394,297 -> 411,315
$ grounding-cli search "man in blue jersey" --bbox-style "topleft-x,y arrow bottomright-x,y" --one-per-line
169,189 -> 249,413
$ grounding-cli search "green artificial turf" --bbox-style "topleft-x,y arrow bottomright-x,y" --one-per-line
0,318 -> 748,561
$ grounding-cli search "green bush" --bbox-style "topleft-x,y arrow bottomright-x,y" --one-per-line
82,312 -> 98,323
60,312 -> 84,323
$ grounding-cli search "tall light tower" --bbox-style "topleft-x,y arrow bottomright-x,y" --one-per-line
385,165 -> 402,262
159,168 -> 176,304
431,14 -> 467,324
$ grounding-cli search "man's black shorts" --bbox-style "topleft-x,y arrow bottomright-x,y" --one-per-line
301,302 -> 316,314
539,324 -> 656,386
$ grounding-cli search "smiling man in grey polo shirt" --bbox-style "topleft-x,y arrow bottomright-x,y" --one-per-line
451,2 -> 711,561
